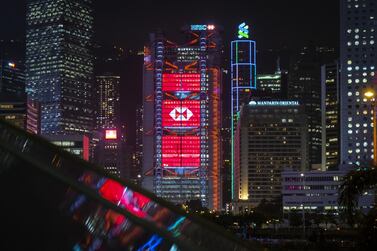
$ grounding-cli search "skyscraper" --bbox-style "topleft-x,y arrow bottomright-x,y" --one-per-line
0,60 -> 25,98
288,46 -> 336,169
143,24 -> 222,210
95,74 -> 120,129
233,100 -> 307,211
0,60 -> 26,129
26,0 -> 94,135
340,0 -> 377,166
321,61 -> 341,170
93,74 -> 124,177
231,23 -> 257,200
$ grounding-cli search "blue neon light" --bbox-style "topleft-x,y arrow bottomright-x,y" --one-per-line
238,23 -> 249,39
137,217 -> 186,251
230,38 -> 257,201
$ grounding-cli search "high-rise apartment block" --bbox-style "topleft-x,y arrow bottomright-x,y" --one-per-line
340,0 -> 377,165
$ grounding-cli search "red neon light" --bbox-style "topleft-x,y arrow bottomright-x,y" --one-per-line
105,129 -> 117,140
99,179 -> 151,218
83,135 -> 90,161
162,100 -> 200,127
162,73 -> 200,92
162,136 -> 200,168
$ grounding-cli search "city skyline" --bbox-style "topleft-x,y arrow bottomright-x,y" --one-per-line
1,0 -> 377,250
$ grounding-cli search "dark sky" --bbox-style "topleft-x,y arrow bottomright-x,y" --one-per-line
1,0 -> 339,50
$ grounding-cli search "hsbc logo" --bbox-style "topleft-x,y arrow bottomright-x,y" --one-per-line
169,107 -> 193,121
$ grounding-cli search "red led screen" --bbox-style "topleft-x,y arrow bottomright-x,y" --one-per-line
162,100 -> 200,127
162,73 -> 201,92
162,136 -> 200,168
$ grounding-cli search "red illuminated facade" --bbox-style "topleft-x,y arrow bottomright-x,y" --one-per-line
143,25 -> 222,210
162,73 -> 201,92
162,136 -> 201,168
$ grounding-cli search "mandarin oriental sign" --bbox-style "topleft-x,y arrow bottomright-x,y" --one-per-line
249,100 -> 299,106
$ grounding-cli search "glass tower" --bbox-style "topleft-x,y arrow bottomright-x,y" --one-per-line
26,0 -> 94,135
143,25 -> 222,210
230,26 -> 257,200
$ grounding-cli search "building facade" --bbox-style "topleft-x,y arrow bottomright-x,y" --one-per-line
321,62 -> 341,170
231,23 -> 257,200
234,100 -> 307,209
0,97 -> 26,129
0,60 -> 26,129
0,60 -> 25,97
143,25 -> 222,210
282,169 -> 345,213
340,0 -> 377,166
282,168 -> 374,213
95,74 -> 120,129
26,0 -> 94,135
47,134 -> 90,160
288,47 -> 323,169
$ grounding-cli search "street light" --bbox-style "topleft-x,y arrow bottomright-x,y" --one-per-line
300,173 -> 305,238
364,90 -> 377,166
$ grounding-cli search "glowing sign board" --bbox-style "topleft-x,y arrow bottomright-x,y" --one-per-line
162,136 -> 200,168
249,100 -> 299,106
190,24 -> 215,31
162,100 -> 200,127
105,129 -> 117,140
162,73 -> 201,92
238,22 -> 249,39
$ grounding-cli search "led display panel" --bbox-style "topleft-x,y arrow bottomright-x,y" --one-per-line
162,136 -> 200,168
162,100 -> 200,127
105,129 -> 117,140
162,73 -> 201,92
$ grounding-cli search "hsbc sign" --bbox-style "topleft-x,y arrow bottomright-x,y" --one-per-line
162,101 -> 200,127
169,107 -> 193,122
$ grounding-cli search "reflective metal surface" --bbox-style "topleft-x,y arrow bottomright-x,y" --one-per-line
0,120 -> 258,251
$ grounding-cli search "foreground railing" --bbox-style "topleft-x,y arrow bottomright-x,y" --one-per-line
0,120 -> 258,251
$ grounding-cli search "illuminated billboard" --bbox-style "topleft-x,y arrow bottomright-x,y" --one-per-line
162,73 -> 200,92
162,136 -> 200,168
105,129 -> 117,140
162,100 -> 200,127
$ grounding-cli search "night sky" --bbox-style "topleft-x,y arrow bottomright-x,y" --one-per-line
1,0 -> 339,50
0,0 -> 340,142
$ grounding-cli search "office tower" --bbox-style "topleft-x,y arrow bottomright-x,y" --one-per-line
257,73 -> 282,94
95,128 -> 125,177
26,0 -> 94,135
340,0 -> 377,165
230,23 -> 257,200
257,59 -> 288,98
0,60 -> 25,97
143,24 -> 222,210
288,47 -> 329,169
95,74 -> 120,129
233,100 -> 307,211
321,62 -> 341,170
47,134 -> 90,160
93,74 -> 124,177
0,60 -> 26,129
